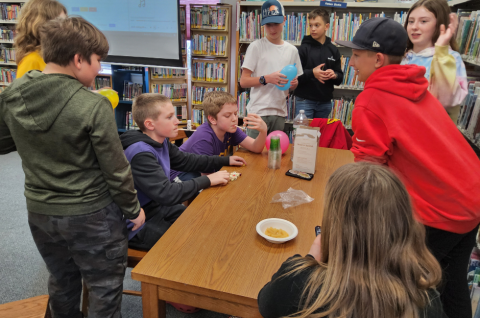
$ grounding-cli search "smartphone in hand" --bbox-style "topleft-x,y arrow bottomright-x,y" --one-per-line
315,226 -> 321,236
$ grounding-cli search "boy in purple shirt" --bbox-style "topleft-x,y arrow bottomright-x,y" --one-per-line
171,91 -> 267,181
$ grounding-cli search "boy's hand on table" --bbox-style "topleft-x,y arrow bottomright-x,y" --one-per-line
243,114 -> 267,133
131,208 -> 145,231
308,234 -> 322,262
229,156 -> 247,166
265,71 -> 288,87
207,170 -> 230,186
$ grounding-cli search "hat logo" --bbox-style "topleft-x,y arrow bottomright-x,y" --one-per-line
263,5 -> 280,17
372,41 -> 380,48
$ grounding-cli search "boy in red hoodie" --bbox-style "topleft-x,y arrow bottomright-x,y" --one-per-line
337,18 -> 480,318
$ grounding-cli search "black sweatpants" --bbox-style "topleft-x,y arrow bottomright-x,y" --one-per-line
28,202 -> 128,318
425,224 -> 480,318
129,204 -> 185,251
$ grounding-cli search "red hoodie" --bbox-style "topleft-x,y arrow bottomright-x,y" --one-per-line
351,64 -> 480,234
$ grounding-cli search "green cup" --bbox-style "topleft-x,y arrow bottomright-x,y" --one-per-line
270,136 -> 280,151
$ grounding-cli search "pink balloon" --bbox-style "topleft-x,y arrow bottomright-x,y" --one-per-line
265,130 -> 289,154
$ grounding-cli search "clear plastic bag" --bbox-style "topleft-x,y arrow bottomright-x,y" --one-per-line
271,188 -> 314,209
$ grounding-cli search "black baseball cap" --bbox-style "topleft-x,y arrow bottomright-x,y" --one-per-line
336,17 -> 407,56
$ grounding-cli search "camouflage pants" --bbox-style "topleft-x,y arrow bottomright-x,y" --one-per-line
28,202 -> 128,318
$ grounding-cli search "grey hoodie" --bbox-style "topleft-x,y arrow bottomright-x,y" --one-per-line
0,70 -> 140,218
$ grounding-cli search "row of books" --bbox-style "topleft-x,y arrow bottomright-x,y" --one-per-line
0,26 -> 16,42
125,112 -> 139,130
0,3 -> 22,21
192,61 -> 227,83
87,77 -> 110,91
192,85 -> 226,105
0,46 -> 14,63
239,10 -> 406,45
458,82 -> 480,146
122,81 -> 143,101
237,90 -> 250,118
192,34 -> 227,56
151,83 -> 187,101
456,10 -> 480,63
191,5 -> 227,30
175,105 -> 188,123
0,67 -> 15,83
330,97 -> 355,129
151,67 -> 186,79
192,108 -> 205,125
340,56 -> 364,89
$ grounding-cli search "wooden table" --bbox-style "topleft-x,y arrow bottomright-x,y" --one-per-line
131,146 -> 354,318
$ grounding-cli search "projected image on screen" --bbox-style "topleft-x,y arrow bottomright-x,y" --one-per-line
59,0 -> 182,67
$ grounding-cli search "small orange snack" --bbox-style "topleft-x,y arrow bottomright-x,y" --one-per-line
265,227 -> 289,238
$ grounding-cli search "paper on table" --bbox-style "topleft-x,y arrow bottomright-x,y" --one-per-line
292,126 -> 319,174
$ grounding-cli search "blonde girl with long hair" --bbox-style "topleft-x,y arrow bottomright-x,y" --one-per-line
258,162 -> 445,318
14,0 -> 66,78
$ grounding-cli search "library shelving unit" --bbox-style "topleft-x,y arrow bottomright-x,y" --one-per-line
190,3 -> 232,125
111,65 -> 147,133
236,0 -> 475,127
0,0 -> 24,92
147,5 -> 188,125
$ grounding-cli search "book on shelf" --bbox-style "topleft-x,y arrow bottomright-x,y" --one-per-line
192,86 -> 226,105
0,67 -> 16,83
458,82 -> 480,145
152,83 -> 187,102
151,66 -> 186,79
0,46 -> 14,63
0,25 -> 16,42
456,10 -> 480,63
176,105 -> 187,123
192,34 -> 227,56
87,77 -> 111,91
237,90 -> 250,118
191,5 -> 227,30
340,56 -> 364,89
192,60 -> 227,83
330,97 -> 355,129
122,81 -> 143,101
192,108 -> 205,125
180,6 -> 186,25
0,3 -> 22,21
125,111 -> 139,130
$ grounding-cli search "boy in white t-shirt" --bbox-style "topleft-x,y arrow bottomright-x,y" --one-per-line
240,0 -> 303,138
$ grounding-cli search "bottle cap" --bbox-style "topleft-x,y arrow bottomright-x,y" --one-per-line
270,136 -> 280,151
299,110 -> 305,113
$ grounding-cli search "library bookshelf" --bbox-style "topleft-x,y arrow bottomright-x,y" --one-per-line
235,0 -> 475,127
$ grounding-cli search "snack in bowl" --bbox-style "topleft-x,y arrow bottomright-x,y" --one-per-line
265,227 -> 289,238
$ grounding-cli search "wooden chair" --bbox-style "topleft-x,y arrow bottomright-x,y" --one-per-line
81,248 -> 147,316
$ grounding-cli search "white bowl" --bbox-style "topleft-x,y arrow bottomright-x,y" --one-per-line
256,218 -> 298,244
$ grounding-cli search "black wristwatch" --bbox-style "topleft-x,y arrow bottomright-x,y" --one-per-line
259,76 -> 267,86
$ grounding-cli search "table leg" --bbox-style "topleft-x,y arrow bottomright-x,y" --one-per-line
141,282 -> 166,318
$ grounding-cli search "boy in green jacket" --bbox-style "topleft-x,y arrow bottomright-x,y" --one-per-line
0,17 -> 144,318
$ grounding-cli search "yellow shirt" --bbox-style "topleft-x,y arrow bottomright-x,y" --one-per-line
16,51 -> 46,78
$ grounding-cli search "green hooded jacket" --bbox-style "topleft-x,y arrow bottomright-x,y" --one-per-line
0,70 -> 140,218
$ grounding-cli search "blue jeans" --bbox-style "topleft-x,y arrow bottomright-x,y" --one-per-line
295,97 -> 332,119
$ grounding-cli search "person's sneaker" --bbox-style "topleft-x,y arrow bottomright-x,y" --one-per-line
166,301 -> 200,314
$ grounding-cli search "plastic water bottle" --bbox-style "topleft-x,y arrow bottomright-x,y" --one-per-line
291,110 -> 309,161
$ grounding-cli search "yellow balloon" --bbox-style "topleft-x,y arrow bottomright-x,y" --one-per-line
98,89 -> 119,109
